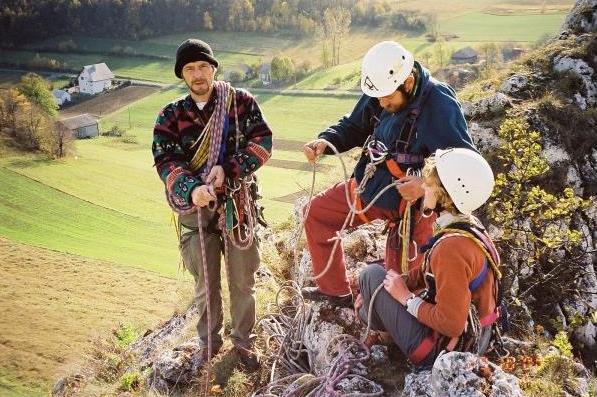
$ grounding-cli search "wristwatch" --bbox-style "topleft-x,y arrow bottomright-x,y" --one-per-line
404,292 -> 416,306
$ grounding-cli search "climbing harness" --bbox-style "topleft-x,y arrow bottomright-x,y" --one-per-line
407,220 -> 508,364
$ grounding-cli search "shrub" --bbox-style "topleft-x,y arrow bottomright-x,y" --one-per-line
486,117 -> 592,333
224,369 -> 251,397
57,39 -> 77,52
102,125 -> 125,137
27,53 -> 62,70
113,323 -> 138,348
119,371 -> 141,391
119,134 -> 139,145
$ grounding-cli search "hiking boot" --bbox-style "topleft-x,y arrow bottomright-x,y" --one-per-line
301,287 -> 353,308
232,345 -> 260,372
190,343 -> 221,367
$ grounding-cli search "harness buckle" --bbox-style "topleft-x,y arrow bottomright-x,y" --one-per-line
366,139 -> 389,164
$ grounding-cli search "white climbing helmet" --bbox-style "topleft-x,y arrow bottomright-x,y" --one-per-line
361,41 -> 414,98
435,148 -> 495,214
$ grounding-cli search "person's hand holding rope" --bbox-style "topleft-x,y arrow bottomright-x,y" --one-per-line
383,269 -> 413,305
206,165 -> 225,188
397,174 -> 424,202
303,139 -> 329,164
191,184 -> 216,207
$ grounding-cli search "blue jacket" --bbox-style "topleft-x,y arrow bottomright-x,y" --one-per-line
318,62 -> 475,210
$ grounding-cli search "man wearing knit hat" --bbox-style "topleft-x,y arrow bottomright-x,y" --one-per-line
152,38 -> 273,369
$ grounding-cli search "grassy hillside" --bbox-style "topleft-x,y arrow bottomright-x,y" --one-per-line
0,166 -> 179,274
0,238 -> 190,396
440,11 -> 568,42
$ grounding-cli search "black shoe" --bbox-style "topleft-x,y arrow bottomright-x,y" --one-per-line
301,287 -> 353,308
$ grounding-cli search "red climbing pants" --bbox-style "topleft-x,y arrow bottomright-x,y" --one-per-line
303,179 -> 436,296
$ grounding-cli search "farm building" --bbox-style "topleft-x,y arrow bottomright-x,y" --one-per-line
451,47 -> 478,64
52,89 -> 71,106
78,63 -> 114,95
259,63 -> 272,86
59,113 -> 99,138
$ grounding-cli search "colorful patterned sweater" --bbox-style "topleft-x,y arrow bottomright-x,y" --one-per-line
152,88 -> 273,213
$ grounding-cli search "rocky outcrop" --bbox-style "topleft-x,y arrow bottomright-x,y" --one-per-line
402,352 -> 524,397
563,0 -> 597,34
462,93 -> 512,119
553,55 -> 597,110
147,337 -> 205,394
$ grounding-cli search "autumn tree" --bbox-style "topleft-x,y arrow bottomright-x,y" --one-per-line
319,7 -> 351,67
203,11 -> 213,30
271,56 -> 295,82
18,73 -> 57,117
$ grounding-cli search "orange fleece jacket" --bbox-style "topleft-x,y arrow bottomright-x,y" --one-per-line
407,235 -> 497,338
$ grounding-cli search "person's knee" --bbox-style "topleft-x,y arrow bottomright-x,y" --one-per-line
359,262 -> 385,297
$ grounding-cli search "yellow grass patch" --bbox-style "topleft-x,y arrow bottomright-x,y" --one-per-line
0,237 -> 192,395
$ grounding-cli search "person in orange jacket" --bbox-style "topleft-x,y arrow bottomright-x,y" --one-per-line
356,148 -> 503,368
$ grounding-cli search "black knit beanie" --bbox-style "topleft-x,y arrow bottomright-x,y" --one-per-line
174,39 -> 219,78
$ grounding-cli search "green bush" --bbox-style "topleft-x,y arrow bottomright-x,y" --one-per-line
119,371 -> 141,391
113,323 -> 138,348
486,117 -> 592,332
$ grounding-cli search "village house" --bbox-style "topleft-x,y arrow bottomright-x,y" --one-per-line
259,63 -> 272,86
52,89 -> 71,106
78,63 -> 114,95
58,113 -> 99,138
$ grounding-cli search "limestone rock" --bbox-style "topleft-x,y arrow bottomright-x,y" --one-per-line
462,93 -> 512,119
469,122 -> 500,152
51,374 -> 85,397
402,371 -> 434,397
303,302 -> 360,375
130,303 -> 198,367
431,352 -> 524,397
563,0 -> 597,34
147,337 -> 206,393
553,56 -> 597,110
499,74 -> 530,97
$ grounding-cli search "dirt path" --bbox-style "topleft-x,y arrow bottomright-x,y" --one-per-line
59,85 -> 160,118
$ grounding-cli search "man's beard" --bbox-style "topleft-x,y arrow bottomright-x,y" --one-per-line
186,79 -> 211,96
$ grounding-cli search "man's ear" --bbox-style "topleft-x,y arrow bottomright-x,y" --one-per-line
404,74 -> 415,92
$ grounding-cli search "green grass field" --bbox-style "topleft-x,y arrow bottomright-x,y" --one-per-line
0,49 -> 261,84
440,11 -> 568,42
0,166 -> 179,274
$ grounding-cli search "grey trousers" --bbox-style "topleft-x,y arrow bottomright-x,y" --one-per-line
179,207 -> 260,350
358,263 -> 443,368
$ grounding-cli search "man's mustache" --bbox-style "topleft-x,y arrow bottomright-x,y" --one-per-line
192,79 -> 208,85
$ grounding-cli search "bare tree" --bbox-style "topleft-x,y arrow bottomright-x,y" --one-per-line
45,121 -> 73,158
320,7 -> 352,66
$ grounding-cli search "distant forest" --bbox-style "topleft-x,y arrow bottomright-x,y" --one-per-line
0,0 -> 430,47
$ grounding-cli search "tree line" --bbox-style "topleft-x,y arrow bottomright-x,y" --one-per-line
1,0 -> 433,47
